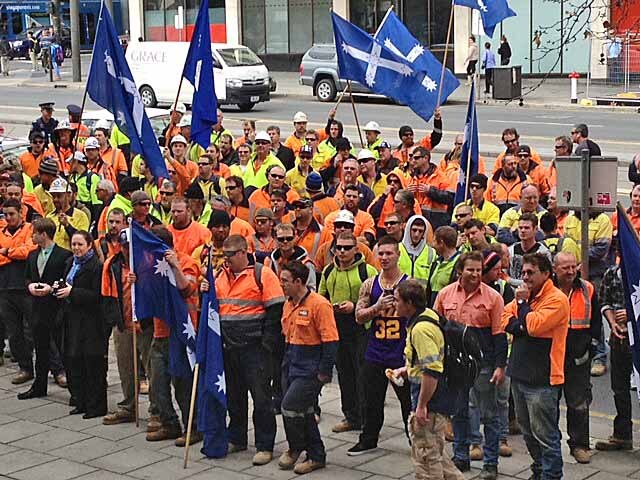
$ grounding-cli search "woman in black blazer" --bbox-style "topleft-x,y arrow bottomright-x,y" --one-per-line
55,230 -> 108,418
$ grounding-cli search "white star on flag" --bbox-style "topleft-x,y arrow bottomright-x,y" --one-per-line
216,373 -> 226,394
154,258 -> 176,286
631,282 -> 640,320
183,320 -> 196,341
422,75 -> 437,92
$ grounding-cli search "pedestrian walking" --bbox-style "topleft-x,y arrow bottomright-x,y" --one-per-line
0,35 -> 11,76
50,38 -> 64,81
465,35 -> 479,85
482,43 -> 497,95
28,31 -> 40,72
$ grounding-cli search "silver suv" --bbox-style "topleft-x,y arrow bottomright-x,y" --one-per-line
299,44 -> 372,102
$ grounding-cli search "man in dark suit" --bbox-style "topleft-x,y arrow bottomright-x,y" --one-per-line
18,218 -> 72,399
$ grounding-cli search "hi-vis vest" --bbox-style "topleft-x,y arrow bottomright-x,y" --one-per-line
568,279 -> 593,330
398,243 -> 436,282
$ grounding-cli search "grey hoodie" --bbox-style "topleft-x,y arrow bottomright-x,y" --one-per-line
401,214 -> 431,258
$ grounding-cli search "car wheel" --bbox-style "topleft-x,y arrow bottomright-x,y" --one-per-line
316,78 -> 337,102
140,86 -> 157,107
238,102 -> 255,112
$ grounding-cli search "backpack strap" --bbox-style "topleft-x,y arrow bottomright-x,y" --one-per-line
254,261 -> 263,293
357,261 -> 369,283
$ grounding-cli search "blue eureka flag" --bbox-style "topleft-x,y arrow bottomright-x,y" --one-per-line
182,0 -> 218,149
615,203 -> 640,395
196,264 -> 228,458
374,9 -> 459,117
332,12 -> 440,122
454,0 -> 516,38
130,221 -> 195,378
87,2 -> 167,178
454,81 -> 479,206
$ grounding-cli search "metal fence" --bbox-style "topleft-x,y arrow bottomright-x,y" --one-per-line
586,31 -> 640,104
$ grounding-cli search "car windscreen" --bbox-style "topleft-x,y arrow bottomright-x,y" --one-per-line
217,48 -> 263,67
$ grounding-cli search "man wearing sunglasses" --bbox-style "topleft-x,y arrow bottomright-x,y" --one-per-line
407,147 -> 452,230
20,131 -> 48,180
327,157 -> 375,212
248,164 -> 299,223
319,232 -> 378,435
324,185 -> 376,248
452,173 -> 500,236
392,108 -> 443,167
492,128 -> 543,175
149,180 -> 175,225
244,131 -> 285,191
292,198 -> 330,264
357,149 -> 387,197
214,234 -> 285,466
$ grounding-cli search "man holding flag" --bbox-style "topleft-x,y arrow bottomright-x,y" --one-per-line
596,207 -> 639,452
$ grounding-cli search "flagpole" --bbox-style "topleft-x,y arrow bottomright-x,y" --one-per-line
347,81 -> 365,148
464,80 -> 477,202
333,84 -> 349,111
129,220 -> 140,428
183,363 -> 200,469
436,0 -> 455,108
374,5 -> 394,37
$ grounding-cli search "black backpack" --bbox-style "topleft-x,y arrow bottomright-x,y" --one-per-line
409,311 -> 483,392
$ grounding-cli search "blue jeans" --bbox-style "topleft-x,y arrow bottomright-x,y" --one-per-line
224,344 -> 276,451
452,368 -> 500,467
470,376 -> 510,444
511,380 -> 563,480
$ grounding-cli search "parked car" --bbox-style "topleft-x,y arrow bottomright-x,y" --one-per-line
10,26 -> 72,60
0,136 -> 30,167
299,44 -> 375,102
82,108 -> 172,141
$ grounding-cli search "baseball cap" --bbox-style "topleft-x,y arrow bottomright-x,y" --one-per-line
131,190 -> 151,205
55,120 -> 74,131
399,125 -> 414,138
299,145 -> 313,157
334,210 -> 355,225
292,198 -> 313,209
375,141 -> 391,150
255,207 -> 274,220
48,177 -> 68,193
29,130 -> 46,142
517,145 -> 532,156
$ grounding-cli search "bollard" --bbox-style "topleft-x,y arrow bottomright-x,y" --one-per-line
569,72 -> 580,104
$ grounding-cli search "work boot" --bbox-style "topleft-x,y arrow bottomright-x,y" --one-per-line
146,425 -> 181,442
54,373 -> 67,388
278,450 -> 301,470
228,443 -> 248,453
252,451 -> 273,466
293,459 -> 325,475
103,410 -> 135,425
590,362 -> 606,377
146,415 -> 161,433
571,447 -> 591,464
452,457 -> 470,472
499,439 -> 513,457
175,431 -> 203,447
470,444 -> 484,461
11,370 -> 34,385
479,465 -> 498,480
595,436 -> 633,451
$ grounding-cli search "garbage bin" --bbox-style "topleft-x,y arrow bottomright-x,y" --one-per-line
492,65 -> 522,100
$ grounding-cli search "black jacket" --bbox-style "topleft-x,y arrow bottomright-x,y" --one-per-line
274,144 -> 295,171
61,254 -> 108,357
25,244 -> 72,327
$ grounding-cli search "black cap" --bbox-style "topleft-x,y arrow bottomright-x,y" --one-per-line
39,102 -> 55,110
517,145 -> 531,156
335,137 -> 351,151
29,130 -> 46,141
67,104 -> 82,115
376,141 -> 391,150
185,182 -> 205,200
207,210 -> 231,229
399,125 -> 414,138
469,173 -> 488,189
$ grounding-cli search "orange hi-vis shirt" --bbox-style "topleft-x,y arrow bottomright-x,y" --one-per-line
101,258 -> 139,333
501,278 -> 569,385
88,159 -> 119,191
154,252 -> 200,338
567,279 -> 594,330
20,150 -> 46,179
168,221 -> 212,256
493,148 -> 544,174
310,194 -> 340,225
486,170 -> 531,210
408,164 -> 450,214
434,281 -> 504,333
100,145 -> 129,176
215,263 -> 285,347
0,222 -> 36,267
45,143 -> 73,174
248,186 -> 300,223
294,218 -> 331,264
285,130 -> 328,157
393,134 -> 436,169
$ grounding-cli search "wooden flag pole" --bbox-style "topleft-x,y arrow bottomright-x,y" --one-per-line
183,363 -> 201,469
436,0 -> 455,108
333,84 -> 349,111
128,220 -> 139,428
464,80 -> 478,202
347,81 -> 365,148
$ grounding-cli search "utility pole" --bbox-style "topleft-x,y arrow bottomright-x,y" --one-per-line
70,0 -> 81,81
52,0 -> 62,37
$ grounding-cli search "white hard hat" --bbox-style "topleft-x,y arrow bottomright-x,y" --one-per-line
172,102 -> 187,114
48,177 -> 68,193
84,136 -> 99,150
363,121 -> 381,133
70,151 -> 87,163
293,111 -> 308,123
178,115 -> 191,128
55,120 -> 73,131
94,119 -> 111,131
170,134 -> 188,146
255,131 -> 271,143
334,210 -> 356,225
357,149 -> 376,161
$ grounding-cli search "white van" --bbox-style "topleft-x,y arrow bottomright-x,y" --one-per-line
126,42 -> 270,112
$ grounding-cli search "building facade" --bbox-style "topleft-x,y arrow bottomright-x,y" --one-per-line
128,0 -> 611,76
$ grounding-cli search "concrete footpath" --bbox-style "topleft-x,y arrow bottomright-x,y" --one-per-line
1,347 -> 640,480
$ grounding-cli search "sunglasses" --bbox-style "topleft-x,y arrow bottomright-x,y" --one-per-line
32,140 -> 45,144
136,201 -> 152,207
455,212 -> 471,218
411,155 -> 424,160
503,138 -> 517,144
305,138 -> 317,142
469,184 -> 483,190
255,219 -> 270,225
334,222 -> 352,229
238,151 -> 251,155
358,158 -> 373,164
222,249 -> 241,258
159,191 -> 174,196
299,155 -> 312,160
270,173 -> 285,180
225,185 -> 237,191
335,244 -> 356,251
388,179 -> 401,185
385,220 -> 400,226
277,236 -> 295,242
554,145 -> 566,150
